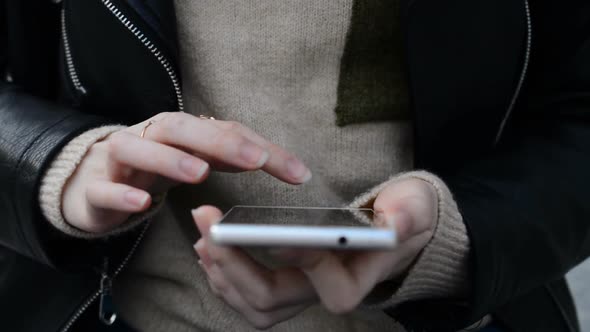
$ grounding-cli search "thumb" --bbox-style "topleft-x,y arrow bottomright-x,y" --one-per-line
373,181 -> 419,243
374,209 -> 414,244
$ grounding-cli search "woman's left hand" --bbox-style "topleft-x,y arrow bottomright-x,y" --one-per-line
193,178 -> 438,329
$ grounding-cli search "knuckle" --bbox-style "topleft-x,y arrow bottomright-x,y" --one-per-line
221,126 -> 241,141
106,132 -> 125,155
208,273 -> 230,295
155,116 -> 173,134
154,111 -> 173,120
160,112 -> 188,132
208,248 -> 229,266
223,121 -> 241,132
266,143 -> 284,158
211,130 -> 240,153
105,133 -> 124,150
86,182 -> 109,204
147,122 -> 166,141
249,288 -> 276,312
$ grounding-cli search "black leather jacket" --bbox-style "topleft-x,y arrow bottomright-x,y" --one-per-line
1,1 -> 589,331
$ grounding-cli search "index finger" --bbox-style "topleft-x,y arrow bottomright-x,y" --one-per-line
136,114 -> 312,185
209,121 -> 312,185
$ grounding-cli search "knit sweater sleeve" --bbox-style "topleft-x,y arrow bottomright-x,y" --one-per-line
39,125 -> 166,239
349,171 -> 470,309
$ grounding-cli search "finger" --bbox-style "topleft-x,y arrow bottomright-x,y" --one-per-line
294,251 -> 369,314
192,205 -> 223,238
346,251 -> 405,288
108,131 -> 209,184
347,232 -> 432,283
207,243 -> 316,311
194,238 -> 214,270
86,179 -> 151,212
339,213 -> 434,299
138,114 -> 311,184
373,182 -> 422,244
83,180 -> 152,233
198,259 -> 221,296
277,245 -> 410,306
192,207 -> 317,311
372,179 -> 438,242
210,121 -> 312,184
203,263 -> 310,330
140,114 -> 270,171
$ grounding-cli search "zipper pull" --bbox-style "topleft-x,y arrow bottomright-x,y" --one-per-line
99,260 -> 117,325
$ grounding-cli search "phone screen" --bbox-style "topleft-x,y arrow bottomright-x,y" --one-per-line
219,206 -> 374,228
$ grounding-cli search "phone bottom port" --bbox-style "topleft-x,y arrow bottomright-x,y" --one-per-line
338,236 -> 348,246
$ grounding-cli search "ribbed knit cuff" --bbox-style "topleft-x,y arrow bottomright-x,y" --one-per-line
350,171 -> 470,309
39,125 -> 166,239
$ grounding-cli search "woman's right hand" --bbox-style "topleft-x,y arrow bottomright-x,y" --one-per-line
61,112 -> 311,234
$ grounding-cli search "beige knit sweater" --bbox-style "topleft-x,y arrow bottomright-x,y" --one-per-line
39,1 -> 472,331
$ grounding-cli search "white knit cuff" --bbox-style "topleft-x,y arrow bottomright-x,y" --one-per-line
39,125 -> 165,239
350,171 -> 470,309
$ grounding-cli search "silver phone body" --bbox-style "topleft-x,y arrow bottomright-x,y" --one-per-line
210,206 -> 397,250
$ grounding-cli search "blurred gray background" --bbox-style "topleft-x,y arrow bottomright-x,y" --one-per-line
568,258 -> 590,332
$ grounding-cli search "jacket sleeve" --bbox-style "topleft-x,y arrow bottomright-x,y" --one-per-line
390,14 -> 590,332
0,83 -> 113,266
0,0 -> 134,270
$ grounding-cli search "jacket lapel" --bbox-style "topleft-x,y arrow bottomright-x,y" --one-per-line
403,0 -> 527,170
125,0 -> 179,60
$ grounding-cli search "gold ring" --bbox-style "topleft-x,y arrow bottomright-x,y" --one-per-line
199,115 -> 216,120
140,120 -> 155,138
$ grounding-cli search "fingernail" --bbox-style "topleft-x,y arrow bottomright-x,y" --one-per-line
240,142 -> 268,167
286,158 -> 311,182
193,240 -> 204,253
191,208 -> 202,220
301,169 -> 312,183
256,151 -> 270,167
124,191 -> 149,207
196,163 -> 209,179
180,158 -> 208,180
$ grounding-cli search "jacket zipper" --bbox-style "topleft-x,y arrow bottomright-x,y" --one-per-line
100,0 -> 184,111
61,7 -> 87,96
60,0 -> 185,329
59,222 -> 151,332
494,0 -> 532,145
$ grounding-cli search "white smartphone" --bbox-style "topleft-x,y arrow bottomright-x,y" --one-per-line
209,206 -> 396,250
